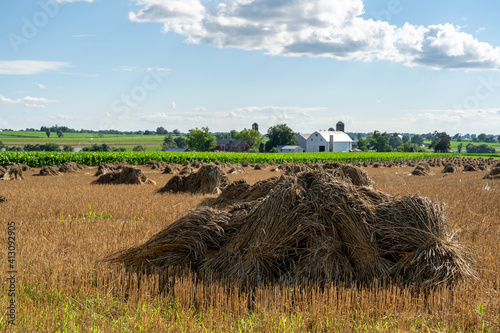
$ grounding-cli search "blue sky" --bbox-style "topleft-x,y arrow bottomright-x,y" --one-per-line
1,0 -> 500,135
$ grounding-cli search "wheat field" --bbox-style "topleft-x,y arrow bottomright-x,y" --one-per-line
0,164 -> 499,332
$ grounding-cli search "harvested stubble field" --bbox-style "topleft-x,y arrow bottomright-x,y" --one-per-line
0,161 -> 499,332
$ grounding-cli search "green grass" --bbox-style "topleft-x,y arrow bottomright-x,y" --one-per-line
423,140 -> 500,152
2,151 -> 494,168
0,131 -> 166,144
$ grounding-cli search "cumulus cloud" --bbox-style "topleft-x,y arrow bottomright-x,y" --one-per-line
0,60 -> 70,75
23,96 -> 58,103
128,0 -> 500,70
0,95 -> 22,104
398,108 -> 500,133
24,103 -> 46,108
1,95 -> 58,110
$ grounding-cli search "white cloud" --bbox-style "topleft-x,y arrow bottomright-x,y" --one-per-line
170,101 -> 176,109
0,95 -> 22,104
0,60 -> 70,75
397,108 -> 500,133
476,27 -> 485,33
23,96 -> 58,103
1,94 -> 58,110
24,103 -> 46,108
233,106 -> 327,113
61,72 -> 99,77
147,66 -> 171,72
192,106 -> 206,111
119,66 -> 135,72
129,0 -> 500,70
37,83 -> 46,89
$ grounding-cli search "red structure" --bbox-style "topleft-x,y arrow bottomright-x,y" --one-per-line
214,139 -> 250,152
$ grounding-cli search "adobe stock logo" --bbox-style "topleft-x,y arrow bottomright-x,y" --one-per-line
454,74 -> 500,111
8,0 -> 60,53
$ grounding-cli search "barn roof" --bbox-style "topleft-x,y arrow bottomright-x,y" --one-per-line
315,131 -> 353,142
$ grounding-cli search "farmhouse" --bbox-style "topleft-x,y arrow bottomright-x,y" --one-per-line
296,122 -> 353,153
214,139 -> 250,153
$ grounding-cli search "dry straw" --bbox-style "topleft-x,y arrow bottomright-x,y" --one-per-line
38,166 -> 62,176
93,167 -> 156,185
483,161 -> 500,179
411,162 -> 432,176
0,164 -> 25,180
94,161 -> 130,176
109,167 -> 477,288
59,161 -> 86,173
158,164 -> 229,195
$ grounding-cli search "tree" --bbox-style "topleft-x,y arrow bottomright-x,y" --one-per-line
156,127 -> 168,135
356,138 -> 367,151
161,135 -> 176,151
484,136 -> 496,143
368,131 -> 391,152
82,144 -> 111,152
172,129 -> 181,135
186,127 -> 217,152
174,136 -> 188,149
230,129 -> 238,139
388,136 -> 403,149
57,130 -> 64,138
429,131 -> 451,153
235,129 -> 263,152
133,145 -> 147,151
45,128 -> 50,139
215,133 -> 232,140
265,124 -> 298,152
144,130 -> 154,135
397,141 -> 420,152
402,135 -> 410,143
411,135 -> 424,146
453,133 -> 461,140
457,143 -> 463,154
466,144 -> 496,154
477,133 -> 488,142
63,145 -> 73,152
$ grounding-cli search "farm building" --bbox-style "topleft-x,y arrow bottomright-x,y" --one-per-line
277,145 -> 304,153
297,131 -> 353,152
214,139 -> 250,153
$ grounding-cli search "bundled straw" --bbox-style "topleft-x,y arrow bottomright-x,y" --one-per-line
483,161 -> 500,179
442,164 -> 457,174
38,166 -> 62,176
59,162 -> 86,173
158,164 -> 229,194
93,167 -> 155,185
109,169 -> 476,288
412,162 -> 432,176
1,164 -> 25,180
95,161 -> 130,176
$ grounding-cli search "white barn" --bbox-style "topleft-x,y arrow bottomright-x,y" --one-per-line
296,131 -> 353,153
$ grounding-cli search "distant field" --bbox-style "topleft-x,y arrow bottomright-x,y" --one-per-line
0,131 -> 165,146
424,140 -> 500,152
